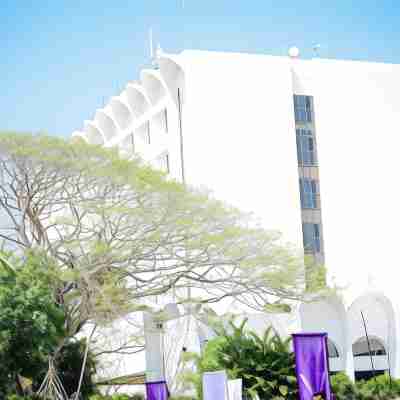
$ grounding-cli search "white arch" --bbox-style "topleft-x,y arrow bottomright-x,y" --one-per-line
83,121 -> 104,145
125,83 -> 151,118
71,130 -> 89,143
94,109 -> 118,142
140,69 -> 167,106
300,296 -> 353,376
158,55 -> 185,106
348,291 -> 399,377
110,96 -> 133,130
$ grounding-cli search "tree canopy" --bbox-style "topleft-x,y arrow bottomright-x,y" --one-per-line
0,132 -> 323,335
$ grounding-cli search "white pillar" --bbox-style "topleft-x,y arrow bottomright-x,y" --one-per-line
143,312 -> 165,382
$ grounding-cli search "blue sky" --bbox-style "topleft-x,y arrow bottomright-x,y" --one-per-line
2,0 -> 400,137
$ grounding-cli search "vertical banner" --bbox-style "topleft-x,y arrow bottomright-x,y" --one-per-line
203,370 -> 229,400
146,380 -> 169,400
292,333 -> 332,400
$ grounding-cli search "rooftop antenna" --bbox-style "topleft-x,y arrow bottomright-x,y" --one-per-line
313,44 -> 321,57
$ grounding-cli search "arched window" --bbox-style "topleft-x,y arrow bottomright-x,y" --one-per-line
352,337 -> 386,356
327,339 -> 339,358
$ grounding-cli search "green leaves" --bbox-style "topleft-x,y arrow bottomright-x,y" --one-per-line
0,252 -> 66,396
184,318 -> 298,400
0,133 -> 316,324
279,385 -> 288,395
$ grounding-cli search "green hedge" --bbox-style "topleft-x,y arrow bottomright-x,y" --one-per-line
8,373 -> 400,400
169,397 -> 197,400
89,394 -> 144,400
331,372 -> 400,400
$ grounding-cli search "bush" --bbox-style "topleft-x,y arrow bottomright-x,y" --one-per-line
331,372 -> 400,400
181,319 -> 297,400
169,397 -> 197,400
89,394 -> 144,400
331,372 -> 358,400
131,393 -> 146,400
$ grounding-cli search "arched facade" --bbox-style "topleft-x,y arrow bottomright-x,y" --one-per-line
110,97 -> 133,130
158,55 -> 185,106
299,296 -> 354,377
84,121 -> 104,145
298,291 -> 400,380
348,292 -> 400,379
94,109 -> 118,142
140,70 -> 167,106
125,83 -> 151,118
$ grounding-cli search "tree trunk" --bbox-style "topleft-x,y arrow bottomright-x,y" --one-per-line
74,325 -> 97,400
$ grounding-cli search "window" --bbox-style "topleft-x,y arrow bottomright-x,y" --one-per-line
296,129 -> 317,165
294,95 -> 313,123
300,178 -> 318,209
302,223 -> 321,253
353,338 -> 386,357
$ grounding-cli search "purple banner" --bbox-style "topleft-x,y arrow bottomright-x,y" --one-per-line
146,381 -> 169,400
292,333 -> 332,400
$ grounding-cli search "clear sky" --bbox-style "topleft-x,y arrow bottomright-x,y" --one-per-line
2,0 -> 400,137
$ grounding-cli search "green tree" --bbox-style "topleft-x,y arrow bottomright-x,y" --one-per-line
0,133 -> 320,332
0,252 -> 65,396
0,132 -> 326,397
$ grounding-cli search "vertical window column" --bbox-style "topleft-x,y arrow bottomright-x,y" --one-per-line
294,95 -> 313,123
299,178 -> 319,209
294,94 -> 324,260
296,129 -> 317,166
302,223 -> 321,253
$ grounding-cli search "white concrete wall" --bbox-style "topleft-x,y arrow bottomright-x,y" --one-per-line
179,50 -> 303,248
300,298 -> 352,374
294,58 -> 400,303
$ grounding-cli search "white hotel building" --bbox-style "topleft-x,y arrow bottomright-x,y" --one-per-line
72,49 -> 400,382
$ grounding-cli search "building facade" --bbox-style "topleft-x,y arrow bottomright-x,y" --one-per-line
72,49 -> 400,381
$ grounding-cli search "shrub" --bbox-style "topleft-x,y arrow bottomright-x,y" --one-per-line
6,395 -> 40,400
109,395 -> 130,400
169,396 -> 197,400
331,372 -> 400,400
131,393 -> 146,400
331,372 -> 357,400
181,319 -> 297,400
89,394 -> 144,400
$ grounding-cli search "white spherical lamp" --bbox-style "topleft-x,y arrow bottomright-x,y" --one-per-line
288,46 -> 300,58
